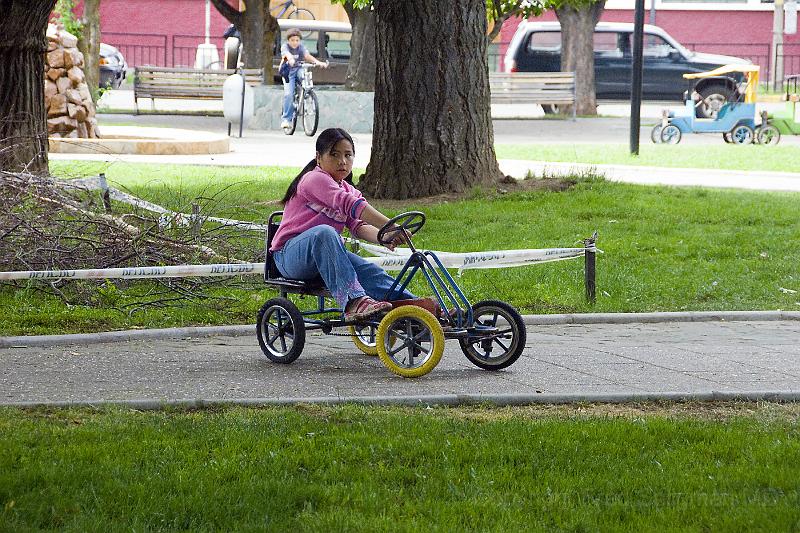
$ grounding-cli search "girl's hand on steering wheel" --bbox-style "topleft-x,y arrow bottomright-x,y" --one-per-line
384,227 -> 409,251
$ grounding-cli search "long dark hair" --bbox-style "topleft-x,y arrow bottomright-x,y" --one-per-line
281,128 -> 355,204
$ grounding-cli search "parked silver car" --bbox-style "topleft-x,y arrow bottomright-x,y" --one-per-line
99,43 -> 127,89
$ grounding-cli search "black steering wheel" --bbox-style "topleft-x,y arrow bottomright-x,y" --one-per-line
377,211 -> 426,246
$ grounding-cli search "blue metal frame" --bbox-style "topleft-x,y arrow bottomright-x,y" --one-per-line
382,250 -> 474,329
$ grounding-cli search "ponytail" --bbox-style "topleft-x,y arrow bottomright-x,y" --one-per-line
281,158 -> 317,204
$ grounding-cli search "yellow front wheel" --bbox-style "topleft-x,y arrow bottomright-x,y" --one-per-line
376,306 -> 444,378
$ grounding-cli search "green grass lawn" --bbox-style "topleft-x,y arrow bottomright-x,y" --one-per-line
495,143 -> 800,173
2,161 -> 799,336
1,403 -> 798,531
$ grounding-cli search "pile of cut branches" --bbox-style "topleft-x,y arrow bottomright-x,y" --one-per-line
0,170 -> 264,310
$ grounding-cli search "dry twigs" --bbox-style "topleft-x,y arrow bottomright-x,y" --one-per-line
0,169 -> 264,311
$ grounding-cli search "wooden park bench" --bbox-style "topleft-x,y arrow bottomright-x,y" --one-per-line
489,72 -> 576,119
133,66 -> 264,114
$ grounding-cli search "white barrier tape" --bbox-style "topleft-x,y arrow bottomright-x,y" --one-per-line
0,264 -> 260,281
0,248 -> 591,281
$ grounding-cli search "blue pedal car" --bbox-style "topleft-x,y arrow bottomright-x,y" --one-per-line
651,65 -> 761,145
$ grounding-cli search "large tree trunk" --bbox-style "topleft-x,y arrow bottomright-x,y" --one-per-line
359,0 -> 502,200
555,1 -> 605,116
342,2 -> 375,91
210,0 -> 278,82
78,0 -> 101,101
0,0 -> 58,174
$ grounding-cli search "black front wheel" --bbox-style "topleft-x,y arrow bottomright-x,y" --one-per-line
302,90 -> 319,137
459,300 -> 526,371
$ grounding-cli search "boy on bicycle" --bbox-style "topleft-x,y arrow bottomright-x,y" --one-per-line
280,28 -> 328,130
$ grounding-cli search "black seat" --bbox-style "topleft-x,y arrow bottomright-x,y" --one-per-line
264,211 -> 329,297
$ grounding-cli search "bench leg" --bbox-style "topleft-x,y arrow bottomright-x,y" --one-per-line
134,96 -> 139,115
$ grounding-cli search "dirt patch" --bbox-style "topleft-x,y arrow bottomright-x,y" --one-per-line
372,176 -> 578,209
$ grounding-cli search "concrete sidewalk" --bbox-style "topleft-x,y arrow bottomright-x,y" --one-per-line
50,111 -> 800,193
2,314 -> 799,407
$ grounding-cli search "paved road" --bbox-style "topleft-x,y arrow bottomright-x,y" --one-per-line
3,320 -> 798,406
49,112 -> 800,192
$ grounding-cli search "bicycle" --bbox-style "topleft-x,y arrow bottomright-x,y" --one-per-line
271,0 -> 314,23
283,61 -> 326,137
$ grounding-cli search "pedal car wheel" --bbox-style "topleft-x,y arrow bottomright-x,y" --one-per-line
650,124 -> 663,144
256,297 -> 306,363
350,323 -> 397,356
660,124 -> 682,145
349,323 -> 380,356
756,125 -> 781,146
459,300 -> 526,371
376,306 -> 444,378
731,124 -> 754,145
723,132 -> 733,143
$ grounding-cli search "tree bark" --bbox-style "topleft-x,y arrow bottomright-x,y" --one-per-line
359,0 -> 502,199
78,0 -> 101,101
0,0 -> 58,174
555,0 -> 605,116
342,1 -> 375,91
210,0 -> 278,82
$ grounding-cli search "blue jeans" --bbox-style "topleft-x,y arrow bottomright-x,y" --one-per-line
273,225 -> 414,309
281,68 -> 302,122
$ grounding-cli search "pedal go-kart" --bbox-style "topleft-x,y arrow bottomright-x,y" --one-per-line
763,74 -> 800,142
256,211 -> 527,378
651,65 -> 775,145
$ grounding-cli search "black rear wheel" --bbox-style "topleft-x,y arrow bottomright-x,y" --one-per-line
459,300 -> 526,371
256,297 -> 306,363
302,90 -> 319,137
284,87 -> 300,135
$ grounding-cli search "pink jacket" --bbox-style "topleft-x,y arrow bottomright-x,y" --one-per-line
270,167 -> 369,251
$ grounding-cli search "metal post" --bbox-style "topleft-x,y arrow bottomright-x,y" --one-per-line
238,66 -> 246,138
649,0 -> 656,26
584,231 -> 598,304
98,172 -> 112,214
629,0 -> 646,155
191,203 -> 201,239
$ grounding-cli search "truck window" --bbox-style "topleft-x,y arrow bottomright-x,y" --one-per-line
526,31 -> 561,53
643,34 -> 677,58
593,31 -> 622,58
325,30 -> 352,60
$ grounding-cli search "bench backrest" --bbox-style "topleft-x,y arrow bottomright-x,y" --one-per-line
489,72 -> 576,104
134,66 -> 265,98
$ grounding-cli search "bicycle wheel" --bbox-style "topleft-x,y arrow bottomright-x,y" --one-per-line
288,8 -> 315,38
284,87 -> 299,135
302,90 -> 319,137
